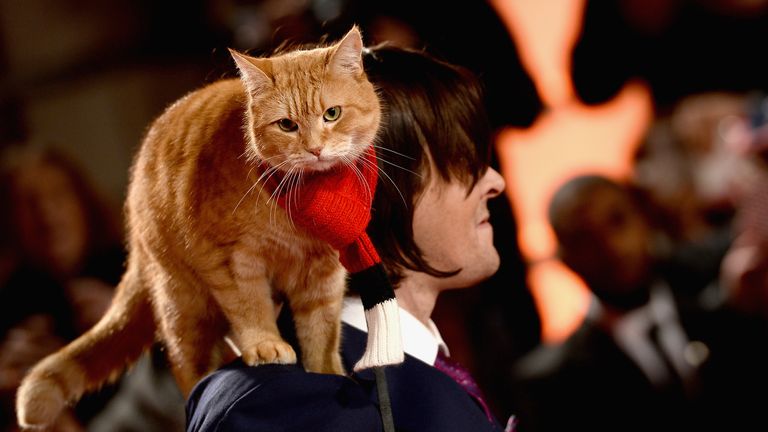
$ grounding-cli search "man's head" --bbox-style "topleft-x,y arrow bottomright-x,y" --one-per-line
549,175 -> 653,309
362,46 -> 502,288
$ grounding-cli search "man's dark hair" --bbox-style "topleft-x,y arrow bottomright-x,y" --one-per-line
362,45 -> 491,286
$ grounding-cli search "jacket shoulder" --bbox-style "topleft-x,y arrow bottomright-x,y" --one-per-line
186,360 -> 382,432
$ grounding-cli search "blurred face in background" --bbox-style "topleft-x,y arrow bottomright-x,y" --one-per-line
13,160 -> 88,277
556,182 -> 654,308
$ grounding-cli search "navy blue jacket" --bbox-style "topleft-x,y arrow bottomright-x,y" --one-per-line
186,324 -> 501,431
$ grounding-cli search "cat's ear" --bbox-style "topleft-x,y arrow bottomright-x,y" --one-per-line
229,49 -> 273,94
328,26 -> 364,76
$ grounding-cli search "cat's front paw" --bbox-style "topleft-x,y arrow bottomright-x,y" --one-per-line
242,339 -> 297,365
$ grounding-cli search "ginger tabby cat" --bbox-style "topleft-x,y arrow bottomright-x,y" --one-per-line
16,26 -> 381,429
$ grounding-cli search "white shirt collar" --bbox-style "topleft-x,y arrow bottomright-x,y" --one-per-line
341,296 -> 449,366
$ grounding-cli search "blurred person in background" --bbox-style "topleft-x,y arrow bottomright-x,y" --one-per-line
1,146 -> 188,431
0,145 -> 123,430
634,93 -> 751,241
718,93 -> 768,315
699,94 -> 768,431
631,93 -> 754,304
1,146 -> 123,324
512,175 -> 713,432
2,145 -> 190,432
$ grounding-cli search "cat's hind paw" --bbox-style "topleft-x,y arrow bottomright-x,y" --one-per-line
242,339 -> 297,366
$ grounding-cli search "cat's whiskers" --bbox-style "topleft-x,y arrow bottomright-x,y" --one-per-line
252,155 -> 285,179
267,162 -> 299,227
341,154 -> 372,205
267,172 -> 284,226
237,149 -> 250,160
290,167 -> 305,231
373,150 -> 423,178
254,154 -> 283,167
232,159 -> 291,215
281,168 -> 294,230
358,155 -> 408,207
255,159 -> 292,198
244,157 -> 277,184
372,144 -> 415,160
232,180 -> 263,216
284,166 -> 301,232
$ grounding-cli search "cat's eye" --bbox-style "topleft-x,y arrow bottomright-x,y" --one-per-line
277,118 -> 298,132
323,106 -> 342,122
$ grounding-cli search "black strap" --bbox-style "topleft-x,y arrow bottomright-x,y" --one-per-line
350,264 -> 396,310
374,367 -> 395,432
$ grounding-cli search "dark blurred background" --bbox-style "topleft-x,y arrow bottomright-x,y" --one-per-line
0,0 -> 545,206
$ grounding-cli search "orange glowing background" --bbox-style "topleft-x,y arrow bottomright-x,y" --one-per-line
490,0 -> 654,342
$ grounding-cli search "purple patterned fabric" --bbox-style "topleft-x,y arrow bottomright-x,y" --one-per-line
433,352 -> 496,424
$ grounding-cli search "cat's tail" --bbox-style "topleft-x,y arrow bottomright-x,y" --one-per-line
15,267 -> 155,429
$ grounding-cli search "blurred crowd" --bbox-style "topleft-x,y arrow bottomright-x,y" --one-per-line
510,91 -> 768,431
0,147 -> 185,431
0,147 -> 122,431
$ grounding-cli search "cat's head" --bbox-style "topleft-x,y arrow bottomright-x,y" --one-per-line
231,26 -> 381,173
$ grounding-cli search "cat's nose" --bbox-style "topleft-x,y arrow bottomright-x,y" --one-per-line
307,147 -> 323,157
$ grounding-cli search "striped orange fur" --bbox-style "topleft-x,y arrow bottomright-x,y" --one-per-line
16,26 -> 380,429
